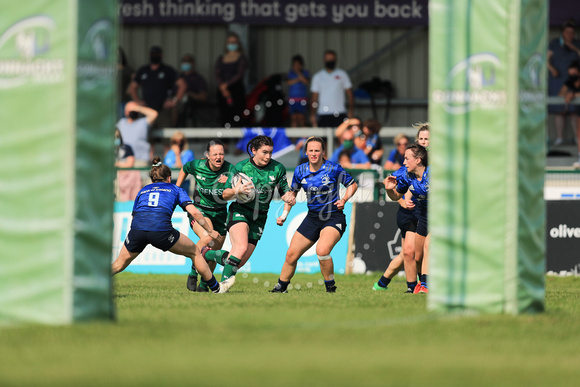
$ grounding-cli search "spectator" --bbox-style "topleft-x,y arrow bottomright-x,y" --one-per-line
173,54 -> 208,127
117,47 -> 133,120
128,45 -> 178,128
335,117 -> 362,141
337,149 -> 353,169
215,32 -> 248,128
383,134 -> 409,171
361,118 -> 384,165
559,67 -> 580,166
116,101 -> 158,167
114,129 -> 141,201
286,54 -> 310,127
548,20 -> 580,146
329,127 -> 370,169
164,131 -> 195,169
310,49 -> 354,128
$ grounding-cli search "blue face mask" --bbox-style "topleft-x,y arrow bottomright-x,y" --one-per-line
227,43 -> 238,52
180,63 -> 192,72
114,138 -> 121,146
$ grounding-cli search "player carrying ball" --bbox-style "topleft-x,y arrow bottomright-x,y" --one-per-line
201,135 -> 296,281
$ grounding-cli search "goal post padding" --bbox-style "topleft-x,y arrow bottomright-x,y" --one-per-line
428,0 -> 546,314
0,0 -> 117,325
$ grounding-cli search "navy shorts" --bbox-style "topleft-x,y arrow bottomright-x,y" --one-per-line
415,202 -> 428,237
397,207 -> 418,237
124,229 -> 181,253
297,211 -> 347,242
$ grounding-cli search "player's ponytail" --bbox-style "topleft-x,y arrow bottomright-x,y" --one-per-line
149,156 -> 172,182
246,135 -> 274,157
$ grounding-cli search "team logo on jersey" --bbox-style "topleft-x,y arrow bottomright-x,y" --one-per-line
168,234 -> 175,243
235,213 -> 246,220
301,178 -> 307,185
335,224 -> 342,230
257,227 -> 263,237
196,174 -> 206,181
321,175 -> 330,185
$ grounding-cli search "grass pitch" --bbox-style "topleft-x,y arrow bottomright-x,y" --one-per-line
1,274 -> 579,386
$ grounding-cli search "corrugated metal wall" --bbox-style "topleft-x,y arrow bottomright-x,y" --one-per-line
120,24 -> 429,127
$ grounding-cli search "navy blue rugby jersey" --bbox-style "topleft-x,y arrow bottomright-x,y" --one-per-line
131,182 -> 192,231
395,166 -> 430,204
291,159 -> 355,214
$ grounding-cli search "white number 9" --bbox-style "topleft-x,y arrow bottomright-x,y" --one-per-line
148,192 -> 159,207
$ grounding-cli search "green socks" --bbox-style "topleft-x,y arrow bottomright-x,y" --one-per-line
222,255 -> 241,280
204,250 -> 229,266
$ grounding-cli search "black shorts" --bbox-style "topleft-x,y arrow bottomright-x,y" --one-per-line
297,211 -> 347,242
415,202 -> 428,237
124,229 -> 181,253
397,207 -> 418,237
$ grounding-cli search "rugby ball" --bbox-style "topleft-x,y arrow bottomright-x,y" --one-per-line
232,172 -> 256,203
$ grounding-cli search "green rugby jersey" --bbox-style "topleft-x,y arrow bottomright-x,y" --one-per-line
230,158 -> 290,213
183,159 -> 235,209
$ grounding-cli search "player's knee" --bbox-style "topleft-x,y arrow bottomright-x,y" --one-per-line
317,254 -> 332,261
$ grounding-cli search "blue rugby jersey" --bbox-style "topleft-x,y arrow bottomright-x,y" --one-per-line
395,166 -> 430,205
131,182 -> 192,231
291,159 -> 355,214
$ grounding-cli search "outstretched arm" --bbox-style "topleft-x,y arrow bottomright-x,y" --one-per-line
185,204 -> 218,240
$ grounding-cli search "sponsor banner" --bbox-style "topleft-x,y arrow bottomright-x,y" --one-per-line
429,0 -> 546,314
118,0 -> 577,26
114,201 -> 351,274
0,0 -> 116,325
119,0 -> 428,25
546,201 -> 580,273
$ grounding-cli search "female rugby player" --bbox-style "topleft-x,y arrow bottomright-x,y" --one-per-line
176,139 -> 235,292
111,157 -> 234,294
383,143 -> 429,293
374,123 -> 430,292
202,135 -> 296,281
271,136 -> 358,293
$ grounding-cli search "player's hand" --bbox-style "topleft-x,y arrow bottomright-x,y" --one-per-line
210,230 -> 220,240
218,174 -> 228,183
404,199 -> 415,209
383,175 -> 397,190
276,217 -> 286,226
334,198 -> 346,211
281,192 -> 296,206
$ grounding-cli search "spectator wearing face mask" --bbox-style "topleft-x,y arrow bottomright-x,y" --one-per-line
128,45 -> 178,128
116,101 -> 158,167
310,49 -> 354,128
173,54 -> 208,127
215,32 -> 248,128
329,125 -> 370,169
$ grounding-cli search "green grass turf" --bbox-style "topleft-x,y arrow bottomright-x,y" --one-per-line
1,274 -> 579,386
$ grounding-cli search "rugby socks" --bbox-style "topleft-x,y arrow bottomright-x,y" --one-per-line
206,276 -> 220,293
198,279 -> 208,290
276,279 -> 290,292
204,250 -> 229,266
222,255 -> 241,280
324,279 -> 336,291
407,281 -> 418,293
420,274 -> 428,288
377,276 -> 391,289
189,265 -> 198,277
